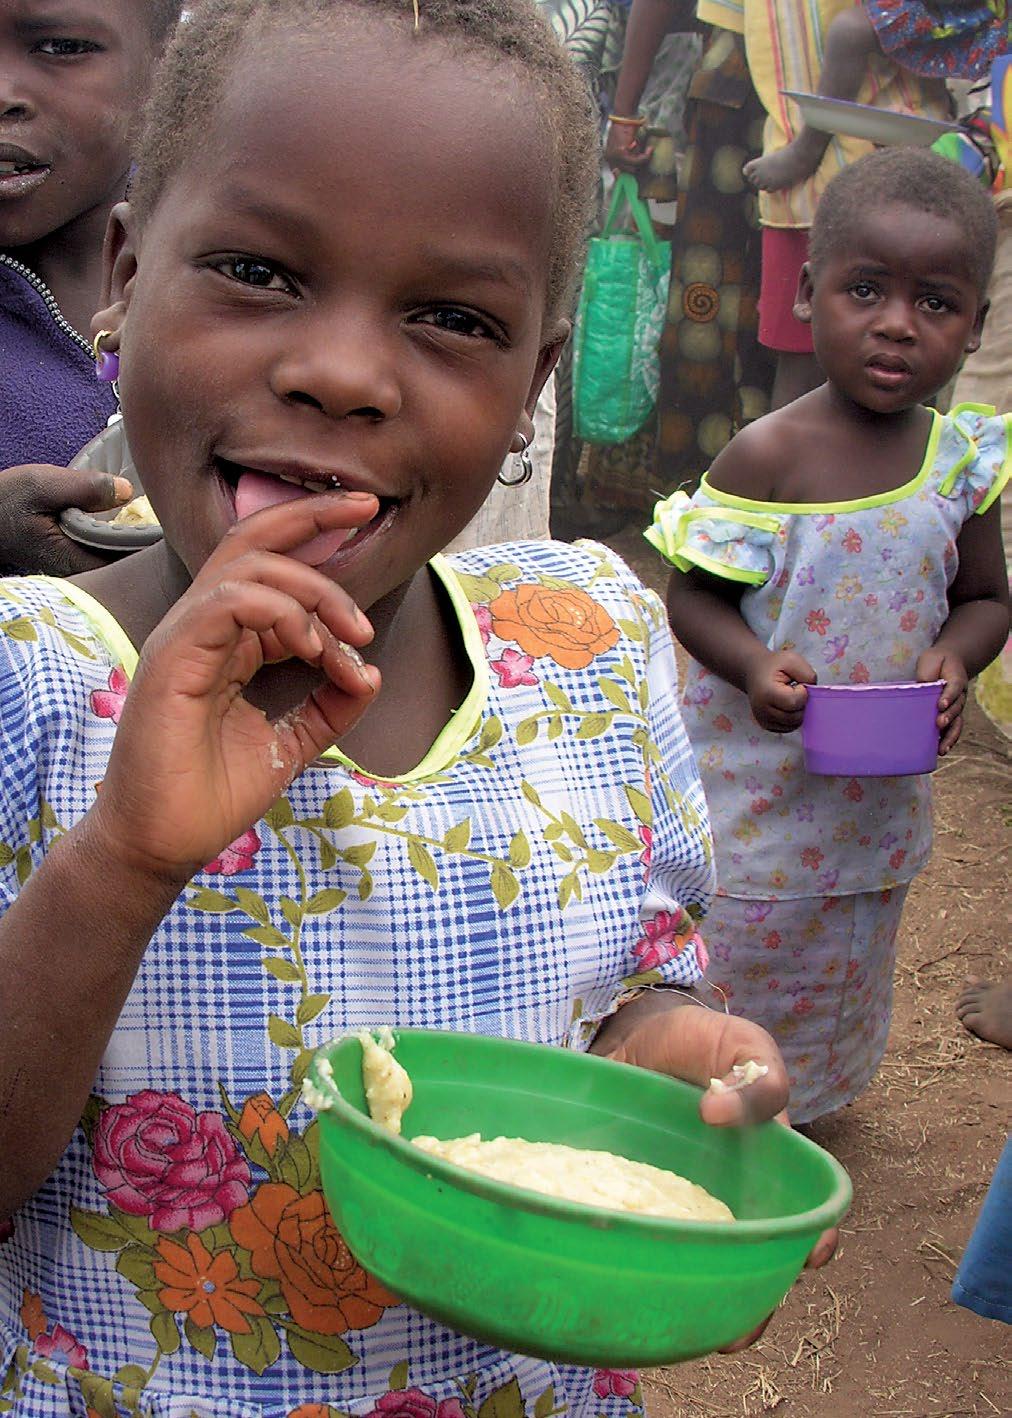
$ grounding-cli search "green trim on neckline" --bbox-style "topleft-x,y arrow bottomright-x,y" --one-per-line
38,576 -> 140,675
701,408 -> 944,515
37,556 -> 490,784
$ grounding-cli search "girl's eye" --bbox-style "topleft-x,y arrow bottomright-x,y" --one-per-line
920,295 -> 950,314
850,282 -> 876,301
34,38 -> 101,57
217,257 -> 292,292
416,307 -> 498,340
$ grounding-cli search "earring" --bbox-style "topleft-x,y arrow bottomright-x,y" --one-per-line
93,330 -> 120,383
497,434 -> 533,487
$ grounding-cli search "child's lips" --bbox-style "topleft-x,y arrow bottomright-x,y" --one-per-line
214,458 -> 395,567
866,357 -> 912,389
0,162 -> 50,201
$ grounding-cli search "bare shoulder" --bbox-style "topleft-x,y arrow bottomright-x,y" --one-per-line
706,404 -> 810,502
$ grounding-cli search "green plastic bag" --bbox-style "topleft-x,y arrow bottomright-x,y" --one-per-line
571,172 -> 671,445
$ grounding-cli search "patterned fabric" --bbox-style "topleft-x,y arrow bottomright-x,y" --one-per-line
582,26 -> 775,516
704,885 -> 908,1122
742,0 -> 952,230
865,0 -> 1010,82
647,403 -> 1012,900
0,541 -> 714,1417
536,0 -> 612,71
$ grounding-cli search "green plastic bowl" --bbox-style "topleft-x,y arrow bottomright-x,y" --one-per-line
309,1029 -> 850,1366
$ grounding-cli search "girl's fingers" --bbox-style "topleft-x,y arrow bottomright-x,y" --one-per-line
145,581 -> 346,698
198,548 -> 374,648
203,490 -> 379,569
271,661 -> 381,772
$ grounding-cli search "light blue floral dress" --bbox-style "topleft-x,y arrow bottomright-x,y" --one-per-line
0,541 -> 713,1418
647,404 -> 1011,1121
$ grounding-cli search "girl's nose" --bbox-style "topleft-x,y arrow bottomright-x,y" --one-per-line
0,62 -> 36,122
269,313 -> 402,422
874,296 -> 916,342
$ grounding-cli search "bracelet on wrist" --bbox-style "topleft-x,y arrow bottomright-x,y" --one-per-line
608,113 -> 646,129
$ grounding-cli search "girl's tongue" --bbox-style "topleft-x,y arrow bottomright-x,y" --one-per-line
234,470 -> 356,566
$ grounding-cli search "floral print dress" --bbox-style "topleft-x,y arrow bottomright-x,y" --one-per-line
647,405 -> 1011,1121
0,541 -> 713,1418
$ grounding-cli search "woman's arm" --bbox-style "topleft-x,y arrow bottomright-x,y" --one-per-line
916,501 -> 1011,753
606,0 -> 697,170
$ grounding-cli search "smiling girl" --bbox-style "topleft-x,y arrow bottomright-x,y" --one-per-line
0,3 -> 821,1414
649,146 -> 1010,1125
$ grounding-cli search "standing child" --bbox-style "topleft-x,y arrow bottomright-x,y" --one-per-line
0,3 -> 821,1414
648,146 -> 1010,1124
0,0 -> 183,575
743,2 -> 1010,193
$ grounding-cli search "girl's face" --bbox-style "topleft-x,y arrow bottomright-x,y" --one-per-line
0,0 -> 152,248
101,19 -> 565,615
795,203 -> 986,415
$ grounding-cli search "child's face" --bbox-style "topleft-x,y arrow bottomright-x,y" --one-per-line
102,19 -> 565,613
795,203 -> 986,414
0,0 -> 152,249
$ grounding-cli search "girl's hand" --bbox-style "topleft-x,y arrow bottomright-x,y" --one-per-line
745,649 -> 816,732
916,647 -> 968,755
600,998 -> 839,1349
87,492 -> 381,883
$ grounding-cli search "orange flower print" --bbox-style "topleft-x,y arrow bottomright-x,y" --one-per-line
489,584 -> 619,671
238,1092 -> 290,1157
154,1231 -> 264,1333
230,1183 -> 396,1335
19,1289 -> 46,1341
287,1408 -> 332,1418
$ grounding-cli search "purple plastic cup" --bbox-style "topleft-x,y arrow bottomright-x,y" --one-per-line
801,681 -> 944,777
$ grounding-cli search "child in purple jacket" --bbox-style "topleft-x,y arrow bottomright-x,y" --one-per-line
0,0 -> 182,574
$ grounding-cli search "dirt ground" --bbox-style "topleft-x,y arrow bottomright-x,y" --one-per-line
603,525 -> 1012,1418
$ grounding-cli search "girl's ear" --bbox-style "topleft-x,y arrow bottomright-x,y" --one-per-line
523,318 -> 571,421
793,263 -> 815,325
965,299 -> 989,355
90,201 -> 140,344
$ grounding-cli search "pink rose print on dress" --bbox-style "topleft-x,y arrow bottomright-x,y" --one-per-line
350,769 -> 399,790
593,1370 -> 640,1400
204,827 -> 261,876
843,779 -> 864,803
364,1390 -> 467,1418
472,604 -> 493,647
900,610 -> 919,632
89,666 -> 129,724
805,608 -> 830,636
34,1324 -> 88,1370
638,825 -> 652,873
490,647 -> 539,689
800,847 -> 824,871
93,1090 -> 252,1232
633,913 -> 701,972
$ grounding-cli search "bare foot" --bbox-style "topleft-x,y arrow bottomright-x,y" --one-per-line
743,129 -> 828,192
956,978 -> 1012,1051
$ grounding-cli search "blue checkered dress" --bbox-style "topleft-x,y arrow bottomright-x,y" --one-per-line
0,540 -> 713,1418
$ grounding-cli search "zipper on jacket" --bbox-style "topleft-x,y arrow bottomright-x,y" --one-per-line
0,251 -> 94,359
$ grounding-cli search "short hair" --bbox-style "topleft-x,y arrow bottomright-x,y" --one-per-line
809,146 -> 998,296
130,0 -> 600,320
147,1 -> 186,43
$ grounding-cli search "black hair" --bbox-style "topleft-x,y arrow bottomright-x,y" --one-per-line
147,1 -> 186,43
809,146 -> 998,296
130,0 -> 600,319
